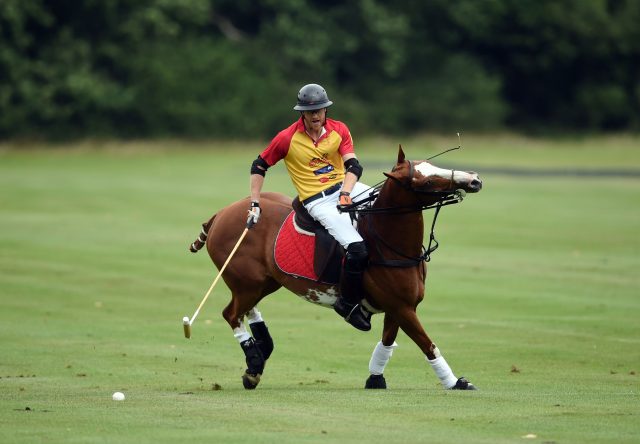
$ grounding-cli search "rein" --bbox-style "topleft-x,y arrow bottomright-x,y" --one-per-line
363,202 -> 446,267
340,164 -> 466,268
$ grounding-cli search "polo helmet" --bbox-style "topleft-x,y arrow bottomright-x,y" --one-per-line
293,84 -> 333,111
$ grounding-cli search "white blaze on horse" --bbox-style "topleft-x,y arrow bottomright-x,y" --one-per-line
188,146 -> 482,390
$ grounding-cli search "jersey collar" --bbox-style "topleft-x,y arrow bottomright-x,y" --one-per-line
297,116 -> 328,143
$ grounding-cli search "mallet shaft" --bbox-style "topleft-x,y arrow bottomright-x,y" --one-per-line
185,227 -> 250,336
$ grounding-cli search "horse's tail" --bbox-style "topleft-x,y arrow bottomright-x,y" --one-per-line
188,213 -> 217,253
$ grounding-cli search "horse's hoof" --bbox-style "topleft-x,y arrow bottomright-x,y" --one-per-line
450,377 -> 477,390
242,372 -> 261,390
364,374 -> 387,389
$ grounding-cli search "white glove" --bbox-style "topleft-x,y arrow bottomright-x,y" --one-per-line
247,201 -> 261,228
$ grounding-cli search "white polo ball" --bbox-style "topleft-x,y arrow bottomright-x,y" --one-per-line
112,391 -> 125,401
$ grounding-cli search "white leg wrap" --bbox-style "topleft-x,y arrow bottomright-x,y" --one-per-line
246,308 -> 264,324
427,350 -> 458,389
368,341 -> 398,375
233,323 -> 251,343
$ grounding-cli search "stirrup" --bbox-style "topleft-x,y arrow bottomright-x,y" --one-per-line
335,300 -> 371,331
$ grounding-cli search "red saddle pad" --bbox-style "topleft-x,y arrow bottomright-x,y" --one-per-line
274,212 -> 318,281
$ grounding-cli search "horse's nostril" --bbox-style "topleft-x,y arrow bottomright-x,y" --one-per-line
471,178 -> 483,190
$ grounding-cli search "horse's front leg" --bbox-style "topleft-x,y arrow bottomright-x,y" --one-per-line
394,307 -> 476,390
365,313 -> 399,389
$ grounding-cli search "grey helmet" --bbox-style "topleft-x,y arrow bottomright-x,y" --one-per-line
293,84 -> 333,111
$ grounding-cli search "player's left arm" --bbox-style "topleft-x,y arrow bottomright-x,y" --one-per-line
341,153 -> 361,194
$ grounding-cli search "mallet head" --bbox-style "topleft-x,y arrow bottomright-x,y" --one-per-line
183,316 -> 191,339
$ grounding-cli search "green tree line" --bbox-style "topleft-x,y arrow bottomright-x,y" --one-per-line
1,0 -> 638,139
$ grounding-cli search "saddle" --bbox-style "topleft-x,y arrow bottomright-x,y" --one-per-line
292,198 -> 344,283
274,199 -> 382,315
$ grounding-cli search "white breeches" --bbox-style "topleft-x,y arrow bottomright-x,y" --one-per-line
304,182 -> 371,248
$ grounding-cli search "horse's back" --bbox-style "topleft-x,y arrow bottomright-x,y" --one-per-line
206,192 -> 292,275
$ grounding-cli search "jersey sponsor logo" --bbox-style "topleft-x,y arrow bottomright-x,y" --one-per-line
313,164 -> 334,176
308,154 -> 331,168
319,173 -> 338,183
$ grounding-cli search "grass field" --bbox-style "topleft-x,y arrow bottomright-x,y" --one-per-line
1,134 -> 639,443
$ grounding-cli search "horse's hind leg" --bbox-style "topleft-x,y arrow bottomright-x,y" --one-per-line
247,307 -> 274,360
222,293 -> 268,390
365,313 -> 399,389
394,308 -> 476,390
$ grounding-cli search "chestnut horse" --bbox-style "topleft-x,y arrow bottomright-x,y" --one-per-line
189,147 -> 482,390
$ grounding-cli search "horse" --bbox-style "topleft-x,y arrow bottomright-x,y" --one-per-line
188,146 -> 483,390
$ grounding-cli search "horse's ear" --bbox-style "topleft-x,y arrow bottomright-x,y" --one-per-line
397,144 -> 405,164
383,169 -> 403,181
385,145 -> 408,181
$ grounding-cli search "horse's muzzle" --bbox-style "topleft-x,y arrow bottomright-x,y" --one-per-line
468,174 -> 483,192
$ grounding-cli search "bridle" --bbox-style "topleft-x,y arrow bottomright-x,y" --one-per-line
340,160 -> 466,267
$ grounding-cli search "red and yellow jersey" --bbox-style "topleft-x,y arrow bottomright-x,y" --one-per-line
260,117 -> 354,200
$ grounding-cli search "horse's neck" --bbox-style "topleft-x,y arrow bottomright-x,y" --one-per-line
369,180 -> 424,255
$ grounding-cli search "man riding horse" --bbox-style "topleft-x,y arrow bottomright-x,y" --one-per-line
189,122 -> 483,389
247,83 -> 371,331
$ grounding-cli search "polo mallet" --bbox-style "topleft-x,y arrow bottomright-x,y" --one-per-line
183,226 -> 250,338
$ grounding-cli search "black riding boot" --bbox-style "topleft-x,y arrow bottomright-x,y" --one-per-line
334,241 -> 371,331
